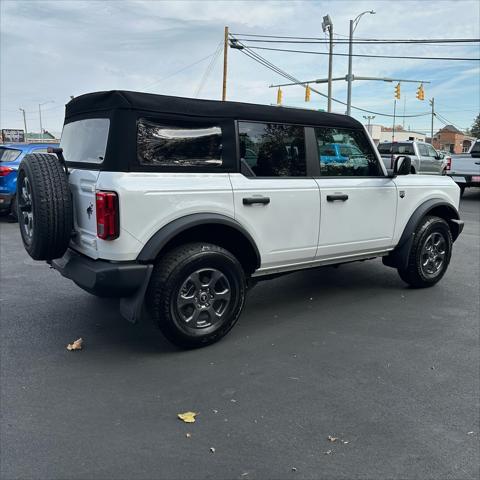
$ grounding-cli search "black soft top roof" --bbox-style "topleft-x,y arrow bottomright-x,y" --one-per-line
65,90 -> 362,129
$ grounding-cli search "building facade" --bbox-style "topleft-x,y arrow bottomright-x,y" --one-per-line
365,124 -> 426,145
432,125 -> 475,154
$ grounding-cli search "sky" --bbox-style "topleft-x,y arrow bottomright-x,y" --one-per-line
1,0 -> 479,136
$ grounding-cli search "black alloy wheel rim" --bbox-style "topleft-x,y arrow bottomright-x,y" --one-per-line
175,268 -> 232,330
420,231 -> 447,278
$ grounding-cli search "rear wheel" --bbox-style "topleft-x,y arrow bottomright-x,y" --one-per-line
397,215 -> 452,288
17,153 -> 73,260
147,242 -> 246,348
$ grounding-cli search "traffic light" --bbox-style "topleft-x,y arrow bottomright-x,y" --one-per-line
305,84 -> 311,102
277,87 -> 283,105
416,84 -> 425,101
394,83 -> 401,100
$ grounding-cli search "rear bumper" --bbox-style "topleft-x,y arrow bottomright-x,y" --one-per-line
0,193 -> 13,212
49,248 -> 151,297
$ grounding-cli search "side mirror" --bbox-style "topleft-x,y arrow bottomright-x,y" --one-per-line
393,155 -> 411,175
437,153 -> 444,160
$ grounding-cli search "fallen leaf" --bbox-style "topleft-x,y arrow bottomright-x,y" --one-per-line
210,447 -> 215,453
467,431 -> 474,435
292,467 -> 297,472
324,449 -> 332,455
213,409 -> 218,414
342,440 -> 349,444
177,412 -> 197,423
66,338 -> 83,351
185,433 -> 192,438
327,435 -> 338,442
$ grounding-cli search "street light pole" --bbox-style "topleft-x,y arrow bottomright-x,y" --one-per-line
363,115 -> 375,135
222,26 -> 229,101
38,101 -> 54,141
322,15 -> 334,112
346,10 -> 375,116
19,108 -> 28,142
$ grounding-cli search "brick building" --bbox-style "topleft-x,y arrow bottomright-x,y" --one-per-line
432,125 -> 475,154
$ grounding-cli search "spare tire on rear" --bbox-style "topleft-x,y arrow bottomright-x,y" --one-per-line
17,153 -> 73,260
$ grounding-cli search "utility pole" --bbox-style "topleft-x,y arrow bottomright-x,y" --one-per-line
38,104 -> 43,141
392,99 -> 397,142
322,15 -> 333,112
19,108 -> 28,142
222,26 -> 229,101
363,115 -> 375,135
346,10 -> 375,116
429,97 -> 435,144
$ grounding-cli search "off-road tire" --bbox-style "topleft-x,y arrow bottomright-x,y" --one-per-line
397,215 -> 452,288
17,153 -> 73,260
147,242 -> 246,348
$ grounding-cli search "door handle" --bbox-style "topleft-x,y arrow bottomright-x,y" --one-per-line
327,194 -> 349,202
243,196 -> 270,206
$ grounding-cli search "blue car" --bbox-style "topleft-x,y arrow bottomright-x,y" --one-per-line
0,143 -> 59,220
318,142 -> 365,164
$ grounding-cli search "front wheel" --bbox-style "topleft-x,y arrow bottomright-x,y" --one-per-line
147,243 -> 246,348
397,215 -> 452,288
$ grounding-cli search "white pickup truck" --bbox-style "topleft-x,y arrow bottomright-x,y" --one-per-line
447,140 -> 480,195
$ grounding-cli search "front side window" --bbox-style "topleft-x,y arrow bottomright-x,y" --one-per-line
137,119 -> 222,168
427,145 -> 438,157
61,118 -> 110,164
377,143 -> 415,155
417,144 -> 429,156
315,127 -> 383,176
238,122 -> 306,177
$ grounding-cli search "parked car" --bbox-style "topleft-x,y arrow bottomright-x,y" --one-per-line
447,140 -> 480,195
16,91 -> 463,348
0,142 -> 59,220
377,141 -> 447,175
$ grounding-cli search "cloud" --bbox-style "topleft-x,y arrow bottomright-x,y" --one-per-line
1,0 -> 479,133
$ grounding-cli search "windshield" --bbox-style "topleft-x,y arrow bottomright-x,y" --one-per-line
0,147 -> 21,163
60,118 -> 109,164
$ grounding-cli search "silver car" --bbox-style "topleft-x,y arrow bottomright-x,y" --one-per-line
378,141 -> 447,175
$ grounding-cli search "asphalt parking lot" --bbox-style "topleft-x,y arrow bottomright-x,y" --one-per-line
1,190 -> 479,480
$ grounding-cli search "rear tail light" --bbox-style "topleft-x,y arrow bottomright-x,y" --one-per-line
95,191 -> 119,240
446,157 -> 452,171
0,166 -> 14,177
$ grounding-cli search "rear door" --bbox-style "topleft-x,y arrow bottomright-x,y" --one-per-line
314,126 -> 397,258
230,121 -> 320,271
60,118 -> 110,258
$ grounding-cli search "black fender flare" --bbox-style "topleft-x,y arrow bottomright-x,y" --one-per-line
136,213 -> 261,268
383,198 -> 462,269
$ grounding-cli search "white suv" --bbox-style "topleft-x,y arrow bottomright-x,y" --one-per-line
16,91 -> 464,348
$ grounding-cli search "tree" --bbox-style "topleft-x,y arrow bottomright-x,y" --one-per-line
470,114 -> 480,139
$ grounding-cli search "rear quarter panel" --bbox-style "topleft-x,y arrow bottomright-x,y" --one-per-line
94,172 -> 234,261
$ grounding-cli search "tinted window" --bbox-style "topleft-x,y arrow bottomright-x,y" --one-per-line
0,148 -> 21,162
377,143 -> 416,155
315,127 -> 383,176
238,122 -> 306,177
61,118 -> 109,164
137,119 -> 222,167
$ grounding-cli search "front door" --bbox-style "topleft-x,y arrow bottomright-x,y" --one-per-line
230,121 -> 320,270
313,126 -> 397,259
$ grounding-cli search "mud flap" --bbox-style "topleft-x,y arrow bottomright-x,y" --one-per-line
119,265 -> 153,324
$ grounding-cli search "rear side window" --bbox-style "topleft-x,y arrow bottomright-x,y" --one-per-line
378,143 -> 416,155
61,118 -> 110,164
315,127 -> 383,176
137,118 -> 223,168
238,122 -> 306,177
0,148 -> 21,162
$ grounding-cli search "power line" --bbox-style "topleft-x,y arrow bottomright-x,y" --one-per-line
231,32 -> 480,42
232,38 -> 480,45
235,41 -> 431,118
237,44 -> 480,62
195,41 -> 223,97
